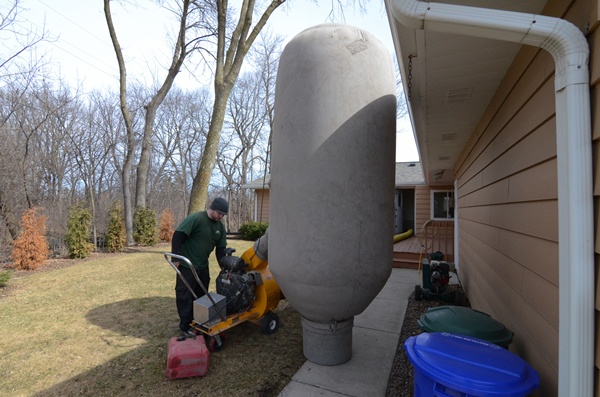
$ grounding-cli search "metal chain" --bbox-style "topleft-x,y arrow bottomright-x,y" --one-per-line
407,55 -> 415,102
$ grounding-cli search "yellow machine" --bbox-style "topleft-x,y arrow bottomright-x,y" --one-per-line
164,240 -> 282,351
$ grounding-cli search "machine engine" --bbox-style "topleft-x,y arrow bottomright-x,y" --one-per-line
429,260 -> 451,289
216,255 -> 261,314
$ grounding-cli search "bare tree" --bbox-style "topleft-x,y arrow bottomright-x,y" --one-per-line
224,74 -> 267,180
0,0 -> 381,256
186,1 -> 375,214
65,96 -> 120,247
81,90 -> 131,243
208,32 -> 280,231
0,103 -> 22,239
103,0 -> 213,244
0,77 -> 81,243
187,0 -> 286,213
149,87 -> 211,221
0,0 -> 49,79
0,0 -> 49,246
394,58 -> 408,120
88,90 -> 125,201
1,80 -> 40,241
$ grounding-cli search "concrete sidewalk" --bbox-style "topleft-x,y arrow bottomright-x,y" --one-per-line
278,268 -> 420,397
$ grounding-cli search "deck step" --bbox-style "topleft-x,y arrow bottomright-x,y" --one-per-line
393,252 -> 422,269
392,234 -> 454,269
393,261 -> 420,270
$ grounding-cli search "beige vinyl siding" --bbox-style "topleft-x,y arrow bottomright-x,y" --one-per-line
414,185 -> 454,231
254,190 -> 270,223
454,0 -> 600,390
414,186 -> 430,232
453,5 -> 564,395
452,0 -> 600,381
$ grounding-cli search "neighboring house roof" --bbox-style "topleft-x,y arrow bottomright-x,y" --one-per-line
242,163 -> 424,190
395,162 -> 424,186
242,174 -> 270,190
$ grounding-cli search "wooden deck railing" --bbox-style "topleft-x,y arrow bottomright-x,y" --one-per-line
419,219 -> 455,262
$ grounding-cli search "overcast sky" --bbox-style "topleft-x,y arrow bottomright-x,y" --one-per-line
18,0 -> 418,161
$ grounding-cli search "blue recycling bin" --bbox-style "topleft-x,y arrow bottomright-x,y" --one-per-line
404,332 -> 539,397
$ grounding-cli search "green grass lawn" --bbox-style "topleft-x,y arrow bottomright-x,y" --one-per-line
0,240 -> 304,397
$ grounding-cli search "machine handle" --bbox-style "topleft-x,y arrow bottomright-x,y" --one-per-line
164,253 -> 198,299
164,253 -> 227,322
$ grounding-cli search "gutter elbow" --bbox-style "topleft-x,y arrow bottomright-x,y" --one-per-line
391,0 -> 428,30
541,19 -> 589,89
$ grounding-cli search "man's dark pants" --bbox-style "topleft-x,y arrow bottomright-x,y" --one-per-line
175,266 -> 210,333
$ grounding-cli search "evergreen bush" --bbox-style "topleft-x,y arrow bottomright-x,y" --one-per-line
11,207 -> 49,270
133,207 -> 158,246
238,221 -> 269,241
159,208 -> 175,242
0,270 -> 12,287
105,202 -> 127,253
65,206 -> 95,259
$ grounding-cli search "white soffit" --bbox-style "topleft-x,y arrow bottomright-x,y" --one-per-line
389,0 -> 548,185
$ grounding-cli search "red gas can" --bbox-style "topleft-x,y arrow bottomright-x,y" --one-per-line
166,336 -> 210,379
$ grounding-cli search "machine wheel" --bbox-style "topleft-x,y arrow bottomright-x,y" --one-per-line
260,312 -> 279,334
414,285 -> 423,301
207,334 -> 226,352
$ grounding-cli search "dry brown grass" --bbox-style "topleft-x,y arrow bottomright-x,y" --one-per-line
0,240 -> 304,397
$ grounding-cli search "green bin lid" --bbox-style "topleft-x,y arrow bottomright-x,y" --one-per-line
417,306 -> 514,348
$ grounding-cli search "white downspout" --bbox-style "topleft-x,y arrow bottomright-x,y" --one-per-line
389,1 -> 593,396
454,179 -> 459,273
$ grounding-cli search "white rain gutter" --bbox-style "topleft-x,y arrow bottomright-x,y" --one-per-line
390,1 -> 593,396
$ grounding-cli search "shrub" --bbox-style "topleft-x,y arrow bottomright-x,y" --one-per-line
11,207 -> 49,270
105,202 -> 127,253
238,222 -> 269,241
0,270 -> 11,288
159,208 -> 175,242
133,207 -> 158,246
65,206 -> 95,259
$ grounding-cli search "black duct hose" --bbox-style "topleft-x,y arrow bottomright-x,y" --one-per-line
219,255 -> 246,272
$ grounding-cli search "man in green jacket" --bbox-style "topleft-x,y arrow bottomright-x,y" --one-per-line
171,197 -> 228,340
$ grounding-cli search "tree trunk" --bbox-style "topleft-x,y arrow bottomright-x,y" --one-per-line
188,93 -> 229,213
135,41 -> 188,209
104,0 -> 136,245
105,0 -> 190,241
0,196 -> 18,239
135,110 -> 155,209
187,0 -> 284,214
136,1 -> 189,209
122,158 -> 134,245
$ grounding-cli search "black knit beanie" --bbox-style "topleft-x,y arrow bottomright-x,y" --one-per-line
210,197 -> 229,215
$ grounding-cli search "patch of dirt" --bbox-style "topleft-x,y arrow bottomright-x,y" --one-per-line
386,283 -> 471,397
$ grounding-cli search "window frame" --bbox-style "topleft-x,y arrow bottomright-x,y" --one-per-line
430,190 -> 455,220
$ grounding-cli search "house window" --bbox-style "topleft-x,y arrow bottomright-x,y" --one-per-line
431,190 -> 454,219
